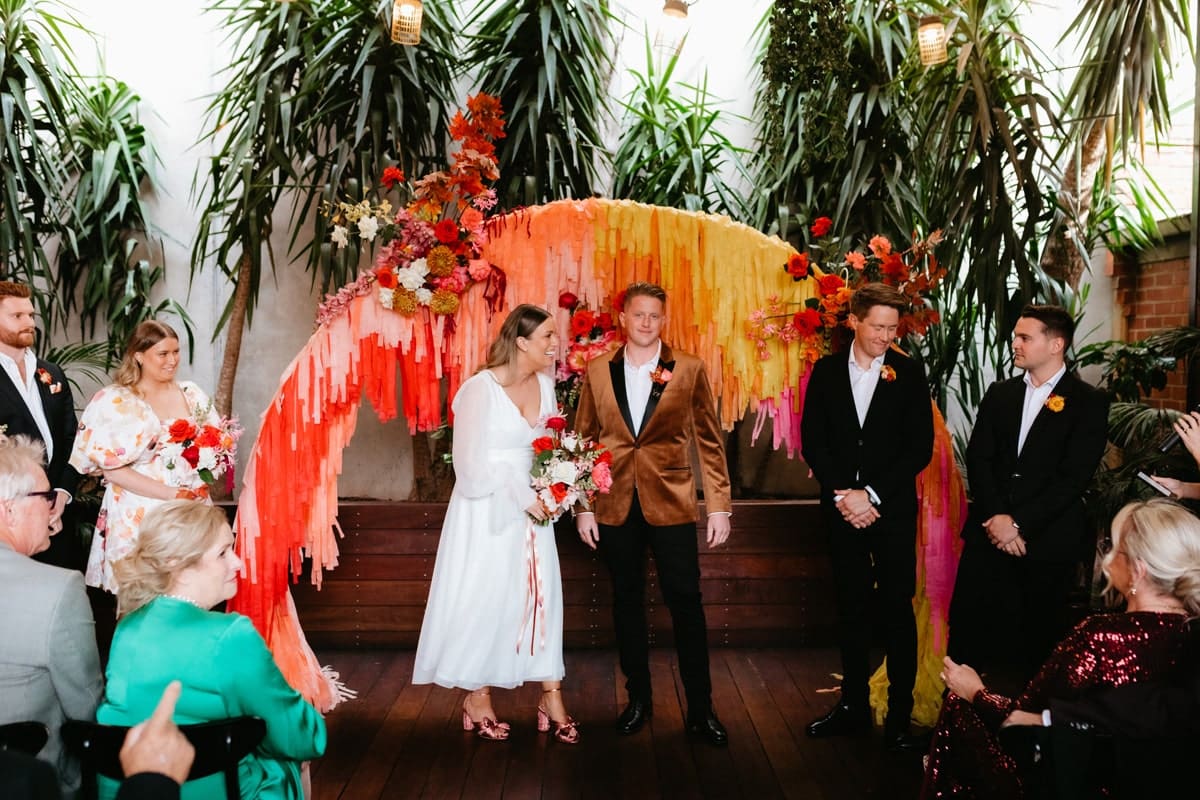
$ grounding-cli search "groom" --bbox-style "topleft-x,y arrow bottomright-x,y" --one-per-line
575,281 -> 733,746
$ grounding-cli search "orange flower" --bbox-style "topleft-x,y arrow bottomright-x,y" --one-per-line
429,288 -> 460,315
169,419 -> 197,442
882,253 -> 908,283
880,365 -> 897,383
380,166 -> 405,189
818,273 -> 845,295
844,251 -> 866,271
1045,394 -> 1065,413
375,268 -> 398,289
785,252 -> 810,279
426,245 -> 456,278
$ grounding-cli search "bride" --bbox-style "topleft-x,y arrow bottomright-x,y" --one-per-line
413,303 -> 579,743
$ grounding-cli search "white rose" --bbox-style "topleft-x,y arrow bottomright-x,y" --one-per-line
197,448 -> 217,471
549,460 -> 579,485
357,215 -> 379,241
330,225 -> 349,247
561,433 -> 578,450
378,288 -> 395,309
416,287 -> 433,305
396,266 -> 426,291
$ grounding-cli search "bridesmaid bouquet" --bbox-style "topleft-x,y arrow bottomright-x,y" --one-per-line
160,416 -> 244,487
529,411 -> 613,522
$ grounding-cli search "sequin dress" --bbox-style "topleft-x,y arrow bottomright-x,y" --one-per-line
921,612 -> 1191,799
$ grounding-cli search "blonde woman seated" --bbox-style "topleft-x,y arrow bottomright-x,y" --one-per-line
921,498 -> 1200,799
95,501 -> 325,800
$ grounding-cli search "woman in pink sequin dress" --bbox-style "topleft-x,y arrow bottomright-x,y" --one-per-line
921,498 -> 1200,798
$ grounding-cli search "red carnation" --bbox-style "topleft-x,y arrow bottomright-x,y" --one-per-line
818,274 -> 846,295
169,419 -> 197,442
181,445 -> 201,469
792,308 -> 822,337
558,291 -> 579,310
571,310 -> 595,338
380,165 -> 405,189
375,268 -> 398,289
532,436 -> 555,454
786,252 -> 809,279
544,415 -> 568,433
810,216 -> 833,237
597,449 -> 613,466
434,219 -> 460,244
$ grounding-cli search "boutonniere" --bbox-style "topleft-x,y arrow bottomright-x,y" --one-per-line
36,368 -> 62,394
879,365 -> 897,383
650,364 -> 673,385
1045,393 -> 1065,413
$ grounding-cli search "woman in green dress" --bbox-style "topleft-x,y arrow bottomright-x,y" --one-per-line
95,501 -> 325,799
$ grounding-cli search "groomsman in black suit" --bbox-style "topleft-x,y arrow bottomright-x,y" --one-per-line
947,304 -> 1109,685
0,281 -> 81,569
801,282 -> 934,751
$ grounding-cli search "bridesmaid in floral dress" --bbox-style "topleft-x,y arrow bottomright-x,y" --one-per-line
70,321 -> 218,593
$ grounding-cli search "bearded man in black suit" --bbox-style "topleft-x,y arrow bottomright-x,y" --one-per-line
801,282 -> 934,751
947,304 -> 1109,686
0,281 -> 81,569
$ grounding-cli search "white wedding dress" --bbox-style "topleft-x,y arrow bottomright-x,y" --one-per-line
412,369 -> 565,689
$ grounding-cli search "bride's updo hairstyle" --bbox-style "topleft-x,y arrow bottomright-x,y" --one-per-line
1103,498 -> 1200,616
481,304 -> 552,372
115,319 -> 181,390
113,501 -> 230,617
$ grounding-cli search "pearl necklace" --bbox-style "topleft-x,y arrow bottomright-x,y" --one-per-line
162,593 -> 203,609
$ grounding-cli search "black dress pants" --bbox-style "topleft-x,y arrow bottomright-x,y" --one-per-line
825,504 -> 918,724
598,492 -> 712,716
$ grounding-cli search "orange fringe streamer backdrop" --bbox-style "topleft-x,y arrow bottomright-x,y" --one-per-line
231,198 -> 814,710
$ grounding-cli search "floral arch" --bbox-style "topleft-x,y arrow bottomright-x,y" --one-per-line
229,198 -> 817,709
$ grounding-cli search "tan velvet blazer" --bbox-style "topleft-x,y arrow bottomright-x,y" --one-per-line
574,343 -> 732,527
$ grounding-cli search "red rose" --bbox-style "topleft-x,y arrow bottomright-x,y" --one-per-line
818,274 -> 845,295
544,415 -> 568,433
550,482 -> 570,503
195,427 -> 221,448
532,436 -> 555,454
169,419 -> 197,442
375,268 -> 398,289
792,308 -> 822,337
571,310 -> 595,338
558,291 -> 579,310
785,252 -> 809,279
434,219 -> 460,244
810,216 -> 833,237
597,449 -> 613,466
380,165 -> 405,189
181,445 -> 201,468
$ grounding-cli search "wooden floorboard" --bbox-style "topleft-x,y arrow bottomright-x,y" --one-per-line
310,648 -> 925,799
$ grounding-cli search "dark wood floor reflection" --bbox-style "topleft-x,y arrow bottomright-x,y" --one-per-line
310,648 -> 924,799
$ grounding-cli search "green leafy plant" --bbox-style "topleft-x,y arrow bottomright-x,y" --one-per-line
193,0 -> 461,414
610,34 -> 750,218
464,0 -> 615,207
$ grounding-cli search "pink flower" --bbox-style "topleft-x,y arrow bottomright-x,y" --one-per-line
868,235 -> 892,259
467,259 -> 492,281
460,207 -> 484,232
844,251 -> 866,271
592,461 -> 613,492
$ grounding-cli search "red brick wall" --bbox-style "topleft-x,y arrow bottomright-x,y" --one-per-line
1112,249 -> 1192,409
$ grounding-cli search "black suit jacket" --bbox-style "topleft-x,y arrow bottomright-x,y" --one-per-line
964,371 -> 1109,562
801,348 -> 934,517
0,356 -> 78,494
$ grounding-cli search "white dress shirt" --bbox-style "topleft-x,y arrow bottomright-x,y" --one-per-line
1018,364 -> 1067,455
623,342 -> 662,435
847,343 -> 886,428
0,348 -> 54,460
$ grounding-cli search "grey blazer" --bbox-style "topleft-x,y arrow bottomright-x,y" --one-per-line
0,542 -> 103,794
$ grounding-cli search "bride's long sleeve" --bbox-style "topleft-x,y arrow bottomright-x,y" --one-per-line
450,376 -> 536,534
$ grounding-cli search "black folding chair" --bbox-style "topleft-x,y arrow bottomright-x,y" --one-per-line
62,716 -> 266,800
0,721 -> 49,756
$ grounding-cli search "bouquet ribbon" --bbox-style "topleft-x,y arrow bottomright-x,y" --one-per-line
516,518 -> 547,655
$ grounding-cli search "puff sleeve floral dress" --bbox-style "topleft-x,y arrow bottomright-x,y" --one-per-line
70,381 -> 218,592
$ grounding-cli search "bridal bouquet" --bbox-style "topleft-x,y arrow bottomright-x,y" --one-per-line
160,416 -> 243,487
529,411 -> 613,522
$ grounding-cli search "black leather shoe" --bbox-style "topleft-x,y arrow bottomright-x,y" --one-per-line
806,702 -> 871,738
884,728 -> 931,753
686,713 -> 728,747
615,699 -> 652,735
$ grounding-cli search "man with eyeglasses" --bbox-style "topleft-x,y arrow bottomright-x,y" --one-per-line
0,433 -> 103,796
0,280 -> 81,570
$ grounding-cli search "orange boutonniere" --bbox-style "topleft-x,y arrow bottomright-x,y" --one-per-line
1045,394 -> 1065,413
880,365 -> 896,382
650,365 -> 673,385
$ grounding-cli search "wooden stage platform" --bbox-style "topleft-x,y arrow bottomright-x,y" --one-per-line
292,501 -> 831,650
310,647 -> 925,799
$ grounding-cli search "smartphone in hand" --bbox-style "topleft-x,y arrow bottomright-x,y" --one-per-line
1137,471 -> 1173,497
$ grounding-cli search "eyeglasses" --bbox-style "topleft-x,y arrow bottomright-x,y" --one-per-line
23,489 -> 59,508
